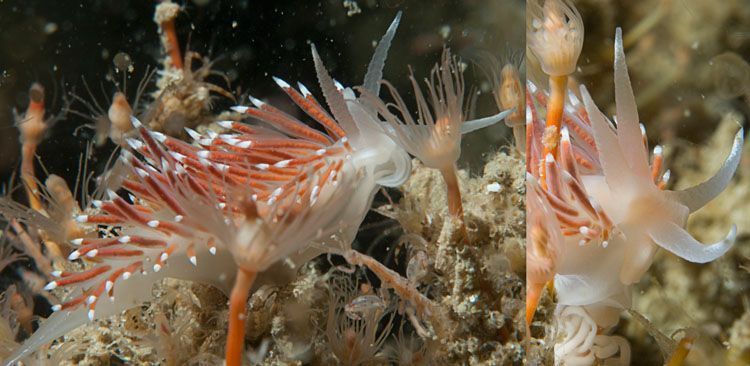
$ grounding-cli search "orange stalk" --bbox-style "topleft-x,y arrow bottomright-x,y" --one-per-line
540,74 -> 568,187
225,268 -> 257,366
440,165 -> 463,219
154,1 -> 183,71
666,336 -> 694,366
20,85 -> 46,212
544,75 -> 567,156
21,143 -> 42,211
440,165 -> 470,241
525,281 -> 543,336
161,19 -> 183,70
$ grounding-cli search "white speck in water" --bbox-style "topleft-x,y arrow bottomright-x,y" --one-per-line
343,0 -> 361,16
439,25 -> 451,39
44,22 -> 58,34
232,21 -> 238,28
113,52 -> 133,73
458,61 -> 468,73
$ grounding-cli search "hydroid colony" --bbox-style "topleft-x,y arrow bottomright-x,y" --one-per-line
526,0 -> 744,365
0,1 -> 525,365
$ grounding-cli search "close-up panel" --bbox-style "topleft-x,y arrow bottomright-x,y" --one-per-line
526,0 -> 750,365
0,1 -> 525,365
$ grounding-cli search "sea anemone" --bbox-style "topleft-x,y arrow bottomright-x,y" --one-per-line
527,0 -> 583,77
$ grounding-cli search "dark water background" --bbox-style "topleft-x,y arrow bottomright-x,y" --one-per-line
0,0 -> 523,181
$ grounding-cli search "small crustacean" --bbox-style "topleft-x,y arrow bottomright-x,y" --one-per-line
71,2 -> 233,146
526,0 -> 743,362
358,48 -> 512,232
345,294 -> 387,320
150,0 -> 235,135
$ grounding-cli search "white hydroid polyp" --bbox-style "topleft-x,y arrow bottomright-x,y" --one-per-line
527,0 -> 584,76
358,48 -> 465,170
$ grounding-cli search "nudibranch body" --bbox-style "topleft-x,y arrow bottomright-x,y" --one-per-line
526,14 -> 743,366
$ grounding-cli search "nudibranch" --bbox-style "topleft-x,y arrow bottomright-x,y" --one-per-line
4,14 -> 410,365
526,16 -> 743,366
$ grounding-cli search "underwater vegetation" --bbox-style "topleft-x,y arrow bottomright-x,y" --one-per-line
0,1 -> 526,365
526,0 -> 749,365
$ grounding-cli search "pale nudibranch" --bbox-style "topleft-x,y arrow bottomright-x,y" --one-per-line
526,27 -> 743,365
